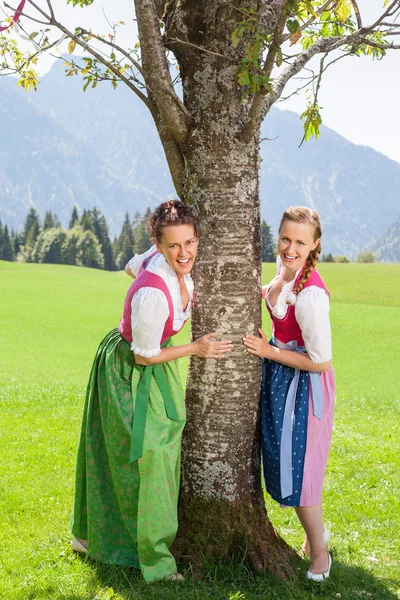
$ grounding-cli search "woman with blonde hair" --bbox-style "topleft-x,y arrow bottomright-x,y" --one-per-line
244,206 -> 335,581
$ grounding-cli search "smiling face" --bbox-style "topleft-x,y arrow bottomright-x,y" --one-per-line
278,219 -> 320,275
156,224 -> 199,279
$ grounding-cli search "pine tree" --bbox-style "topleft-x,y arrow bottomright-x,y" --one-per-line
261,220 -> 276,263
133,208 -> 151,255
2,225 -> 15,261
43,210 -> 61,230
90,208 -> 115,271
80,209 -> 95,232
11,230 -> 22,258
69,206 -> 80,229
114,212 -> 135,270
22,208 -> 41,262
22,208 -> 41,245
0,220 -> 4,259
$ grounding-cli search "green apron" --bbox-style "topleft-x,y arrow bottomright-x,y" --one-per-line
70,328 -> 186,582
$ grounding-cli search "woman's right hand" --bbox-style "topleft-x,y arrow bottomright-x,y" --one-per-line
192,333 -> 233,359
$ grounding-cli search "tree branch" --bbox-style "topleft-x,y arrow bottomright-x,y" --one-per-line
261,14 -> 400,121
349,0 -> 362,30
134,0 -> 190,145
77,27 -> 145,77
16,0 -> 151,107
166,36 -> 236,62
240,0 -> 288,143
261,34 -> 350,119
298,53 -> 326,147
281,0 -> 334,44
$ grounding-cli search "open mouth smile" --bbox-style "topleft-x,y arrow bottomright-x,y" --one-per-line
283,253 -> 297,261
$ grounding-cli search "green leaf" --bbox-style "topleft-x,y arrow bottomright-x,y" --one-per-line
238,70 -> 250,86
287,19 -> 300,34
231,25 -> 245,48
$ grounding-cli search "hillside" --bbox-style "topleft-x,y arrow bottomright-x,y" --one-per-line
1,62 -> 400,256
372,216 -> 400,262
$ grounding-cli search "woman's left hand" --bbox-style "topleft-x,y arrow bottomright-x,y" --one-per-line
243,329 -> 272,359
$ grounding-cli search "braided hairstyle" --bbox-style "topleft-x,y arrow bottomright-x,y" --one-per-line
279,206 -> 322,297
148,199 -> 199,243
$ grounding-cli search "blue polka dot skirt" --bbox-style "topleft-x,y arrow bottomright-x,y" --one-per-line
261,357 -> 309,506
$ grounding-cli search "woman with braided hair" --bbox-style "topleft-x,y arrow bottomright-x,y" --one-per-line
244,206 -> 335,582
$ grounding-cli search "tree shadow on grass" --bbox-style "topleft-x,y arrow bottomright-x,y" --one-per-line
61,552 -> 400,600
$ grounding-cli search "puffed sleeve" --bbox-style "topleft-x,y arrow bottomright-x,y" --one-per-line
295,286 -> 332,364
126,245 -> 157,277
130,287 -> 169,357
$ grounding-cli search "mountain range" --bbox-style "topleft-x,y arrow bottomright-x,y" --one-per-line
0,60 -> 399,258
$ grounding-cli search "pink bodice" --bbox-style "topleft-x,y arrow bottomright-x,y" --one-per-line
119,252 -> 186,346
267,268 -> 330,346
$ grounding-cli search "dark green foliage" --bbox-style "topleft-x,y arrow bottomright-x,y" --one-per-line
0,223 -> 15,261
22,208 -> 41,246
91,209 -> 115,271
114,212 -> 135,271
133,207 -> 151,255
43,211 -> 61,230
261,220 -> 276,262
69,205 -> 80,229
22,208 -> 41,261
321,253 -> 334,262
80,208 -> 95,233
4,206 -> 152,270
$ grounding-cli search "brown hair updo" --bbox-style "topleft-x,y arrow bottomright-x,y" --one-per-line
148,199 -> 199,243
279,206 -> 322,296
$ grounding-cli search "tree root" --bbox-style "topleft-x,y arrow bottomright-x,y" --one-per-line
172,496 -> 300,580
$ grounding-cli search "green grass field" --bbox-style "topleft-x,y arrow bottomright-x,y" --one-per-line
1,260 -> 399,600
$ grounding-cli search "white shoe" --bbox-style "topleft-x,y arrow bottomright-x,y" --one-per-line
306,552 -> 332,582
70,536 -> 88,554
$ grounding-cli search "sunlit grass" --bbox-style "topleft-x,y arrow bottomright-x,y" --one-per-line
0,260 -> 399,599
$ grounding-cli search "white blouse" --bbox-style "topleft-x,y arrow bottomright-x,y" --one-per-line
126,246 -> 193,357
265,261 -> 332,364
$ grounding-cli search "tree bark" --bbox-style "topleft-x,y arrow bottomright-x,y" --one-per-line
164,1 -> 298,576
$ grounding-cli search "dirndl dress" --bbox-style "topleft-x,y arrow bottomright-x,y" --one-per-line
261,267 -> 335,507
71,250 -> 189,582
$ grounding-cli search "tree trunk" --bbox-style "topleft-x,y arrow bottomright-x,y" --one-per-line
167,2 -> 298,577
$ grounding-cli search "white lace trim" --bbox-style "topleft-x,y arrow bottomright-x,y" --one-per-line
266,270 -> 301,320
131,343 -> 161,358
127,247 -> 193,356
126,245 -> 157,277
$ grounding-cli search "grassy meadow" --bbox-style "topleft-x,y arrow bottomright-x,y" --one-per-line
0,260 -> 399,600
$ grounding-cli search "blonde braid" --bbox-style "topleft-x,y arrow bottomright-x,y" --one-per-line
293,241 -> 321,296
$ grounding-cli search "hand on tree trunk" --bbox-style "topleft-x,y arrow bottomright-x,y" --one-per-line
192,333 -> 232,359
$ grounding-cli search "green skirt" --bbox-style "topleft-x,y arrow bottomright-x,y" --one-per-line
70,328 -> 186,582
